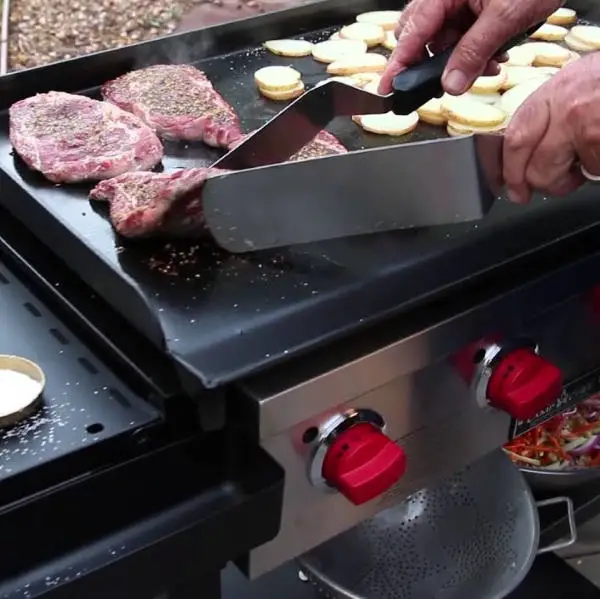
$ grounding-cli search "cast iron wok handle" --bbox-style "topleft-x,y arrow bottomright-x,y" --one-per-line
390,22 -> 544,114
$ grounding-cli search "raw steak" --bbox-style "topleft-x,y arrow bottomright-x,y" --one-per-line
90,131 -> 346,239
89,168 -> 227,238
102,65 -> 243,148
9,91 -> 163,184
227,129 -> 348,161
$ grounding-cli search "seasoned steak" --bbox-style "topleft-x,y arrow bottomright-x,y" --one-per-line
89,168 -> 227,238
90,131 -> 347,240
102,65 -> 243,148
227,130 -> 348,161
289,130 -> 348,161
9,91 -> 163,184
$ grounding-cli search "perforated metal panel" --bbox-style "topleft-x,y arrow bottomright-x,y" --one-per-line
0,258 -> 160,487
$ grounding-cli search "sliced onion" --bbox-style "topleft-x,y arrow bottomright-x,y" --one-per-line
567,435 -> 599,455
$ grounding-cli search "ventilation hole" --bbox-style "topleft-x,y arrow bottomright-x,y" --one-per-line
50,328 -> 69,345
109,388 -> 130,408
0,272 -> 9,284
23,302 -> 42,317
78,357 -> 98,375
86,423 -> 104,434
302,426 -> 319,444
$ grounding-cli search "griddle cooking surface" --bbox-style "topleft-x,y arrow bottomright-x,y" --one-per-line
1,0 -> 600,388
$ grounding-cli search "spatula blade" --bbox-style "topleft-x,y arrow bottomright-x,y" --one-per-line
214,81 -> 391,171
203,134 -> 503,252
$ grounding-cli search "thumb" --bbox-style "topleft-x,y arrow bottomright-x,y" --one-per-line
442,3 -> 530,94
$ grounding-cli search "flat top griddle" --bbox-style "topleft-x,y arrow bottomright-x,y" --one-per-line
1,0 -> 600,389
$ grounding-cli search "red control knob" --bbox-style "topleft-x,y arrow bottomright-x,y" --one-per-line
487,348 -> 562,420
322,423 -> 406,506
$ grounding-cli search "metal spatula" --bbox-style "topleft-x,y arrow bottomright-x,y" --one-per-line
205,27 -> 540,252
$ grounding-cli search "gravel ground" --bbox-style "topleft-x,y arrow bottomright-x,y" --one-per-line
6,0 -> 313,71
8,0 -> 204,70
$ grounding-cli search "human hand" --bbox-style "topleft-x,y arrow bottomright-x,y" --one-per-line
379,0 -> 562,95
503,53 -> 600,204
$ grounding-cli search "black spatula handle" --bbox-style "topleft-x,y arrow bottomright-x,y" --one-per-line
390,23 -> 543,114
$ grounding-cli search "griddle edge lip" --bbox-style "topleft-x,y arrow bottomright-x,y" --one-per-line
0,168 -> 168,352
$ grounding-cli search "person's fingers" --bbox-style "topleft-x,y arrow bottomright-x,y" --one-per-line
546,167 -> 585,196
571,102 -> 600,178
393,1 -> 416,39
379,0 -> 458,93
442,2 -> 534,94
524,129 -> 579,196
503,92 -> 551,203
379,46 -> 428,93
481,60 -> 501,76
427,26 -> 464,55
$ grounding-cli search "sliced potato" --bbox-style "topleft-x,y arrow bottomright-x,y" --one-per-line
263,39 -> 314,57
547,7 -> 577,26
327,53 -> 387,75
417,97 -> 446,126
505,45 -> 536,67
500,77 -> 550,116
564,31 -> 596,52
536,66 -> 561,75
254,66 -> 302,91
330,31 -> 341,40
567,25 -> 600,50
362,81 -> 380,95
522,42 -> 572,67
382,30 -> 397,50
322,73 -> 380,88
356,10 -> 400,30
441,94 -> 506,127
530,23 -> 568,42
339,22 -> 385,47
350,72 -> 382,87
447,119 -> 506,137
502,65 -> 548,90
321,76 -> 357,86
470,67 -> 506,94
312,39 -> 368,63
355,111 -> 419,136
259,82 -> 305,101
463,91 -> 502,105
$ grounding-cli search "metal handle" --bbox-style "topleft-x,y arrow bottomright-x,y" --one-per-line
390,23 -> 543,115
535,496 -> 578,554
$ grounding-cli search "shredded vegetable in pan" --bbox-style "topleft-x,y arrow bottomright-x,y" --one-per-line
503,396 -> 600,470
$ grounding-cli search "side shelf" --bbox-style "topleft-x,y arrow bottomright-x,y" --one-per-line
0,433 -> 284,599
